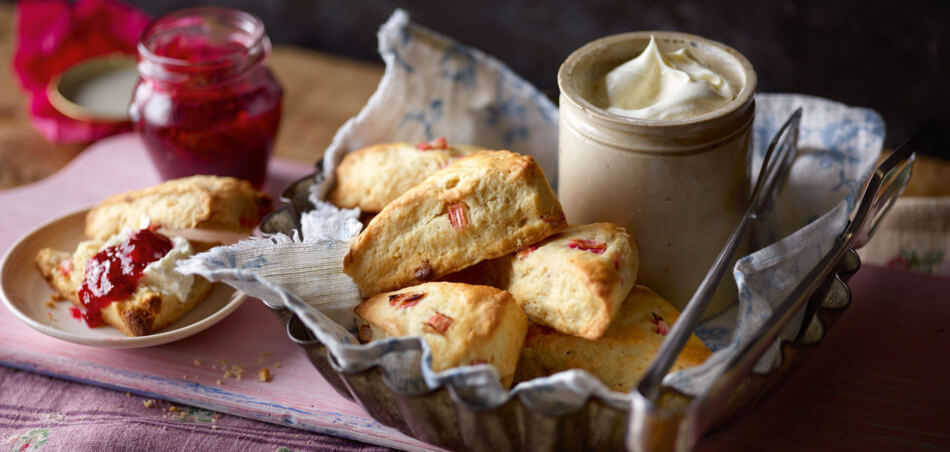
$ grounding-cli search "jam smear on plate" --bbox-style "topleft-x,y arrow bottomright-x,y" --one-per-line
75,228 -> 173,327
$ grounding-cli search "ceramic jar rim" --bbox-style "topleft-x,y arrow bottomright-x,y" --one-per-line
558,31 -> 757,132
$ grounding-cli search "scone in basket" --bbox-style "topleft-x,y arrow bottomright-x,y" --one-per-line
255,146 -> 911,451
178,11 -> 915,451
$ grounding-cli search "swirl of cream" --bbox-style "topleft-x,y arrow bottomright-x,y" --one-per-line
605,35 -> 735,120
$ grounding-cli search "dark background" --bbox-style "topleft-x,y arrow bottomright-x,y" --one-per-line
71,0 -> 950,152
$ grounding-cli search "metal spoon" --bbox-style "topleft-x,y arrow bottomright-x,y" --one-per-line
626,128 -> 918,452
636,108 -> 803,402
678,132 -> 918,449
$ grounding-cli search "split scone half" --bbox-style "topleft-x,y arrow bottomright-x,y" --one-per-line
513,285 -> 712,392
344,150 -> 567,296
328,140 -> 483,213
35,176 -> 270,336
354,282 -> 528,388
498,222 -> 638,340
85,174 -> 272,247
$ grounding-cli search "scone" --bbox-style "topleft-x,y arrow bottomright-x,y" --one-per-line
500,222 -> 638,340
85,175 -> 272,245
513,285 -> 711,392
35,230 -> 213,336
36,176 -> 267,336
354,282 -> 528,388
344,150 -> 567,296
328,140 -> 482,212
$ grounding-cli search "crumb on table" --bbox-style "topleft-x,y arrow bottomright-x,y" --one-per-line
230,364 -> 245,381
258,368 -> 271,382
258,351 -> 271,364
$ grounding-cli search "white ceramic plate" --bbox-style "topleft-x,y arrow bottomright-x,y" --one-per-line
0,209 -> 246,348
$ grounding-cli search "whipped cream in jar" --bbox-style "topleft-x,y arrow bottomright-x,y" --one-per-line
557,32 -> 756,317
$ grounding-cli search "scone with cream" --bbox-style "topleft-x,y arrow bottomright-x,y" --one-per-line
35,230 -> 214,336
35,176 -> 270,336
328,139 -> 482,212
354,282 -> 528,388
344,150 -> 567,296
500,222 -> 638,340
513,285 -> 712,392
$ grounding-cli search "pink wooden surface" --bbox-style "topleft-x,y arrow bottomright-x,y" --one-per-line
700,265 -> 950,451
2,134 -> 948,451
0,134 -> 436,451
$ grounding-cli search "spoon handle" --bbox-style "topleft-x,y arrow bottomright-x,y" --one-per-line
682,132 -> 919,447
636,108 -> 803,401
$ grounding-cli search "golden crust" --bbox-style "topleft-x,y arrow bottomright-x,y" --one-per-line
344,150 -> 567,297
501,222 -> 638,340
35,243 -> 213,337
354,282 -> 528,388
328,142 -> 482,212
443,223 -> 639,339
513,285 -> 711,392
85,175 -> 271,241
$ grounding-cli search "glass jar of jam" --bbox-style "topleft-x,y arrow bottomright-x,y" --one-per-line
130,7 -> 282,188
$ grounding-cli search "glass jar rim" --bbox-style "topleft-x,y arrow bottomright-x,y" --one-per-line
137,6 -> 266,70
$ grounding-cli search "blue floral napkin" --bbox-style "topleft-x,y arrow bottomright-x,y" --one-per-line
178,10 -> 883,409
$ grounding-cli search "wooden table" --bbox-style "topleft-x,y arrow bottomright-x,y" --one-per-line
2,3 -> 949,451
2,0 -> 948,193
0,2 -> 383,190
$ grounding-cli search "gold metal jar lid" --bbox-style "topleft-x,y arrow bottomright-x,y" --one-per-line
47,54 -> 138,123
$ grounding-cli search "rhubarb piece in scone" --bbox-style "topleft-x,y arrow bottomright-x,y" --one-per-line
354,282 -> 528,388
513,285 -> 711,392
499,222 -> 638,340
35,228 -> 213,336
328,140 -> 482,213
85,175 -> 272,246
344,150 -> 567,296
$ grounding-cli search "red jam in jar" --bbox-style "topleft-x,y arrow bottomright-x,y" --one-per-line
76,228 -> 173,327
130,7 -> 282,188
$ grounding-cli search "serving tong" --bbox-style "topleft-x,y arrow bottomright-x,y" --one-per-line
257,106 -> 915,451
628,111 -> 918,451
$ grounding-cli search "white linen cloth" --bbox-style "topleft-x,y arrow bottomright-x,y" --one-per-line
178,10 -> 883,409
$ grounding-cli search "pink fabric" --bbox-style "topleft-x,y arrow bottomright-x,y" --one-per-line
12,0 -> 151,143
0,366 -> 389,452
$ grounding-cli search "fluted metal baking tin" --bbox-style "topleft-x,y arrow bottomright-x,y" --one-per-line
258,169 -> 862,451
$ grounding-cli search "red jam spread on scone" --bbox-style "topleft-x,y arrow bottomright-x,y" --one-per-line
76,228 -> 173,327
